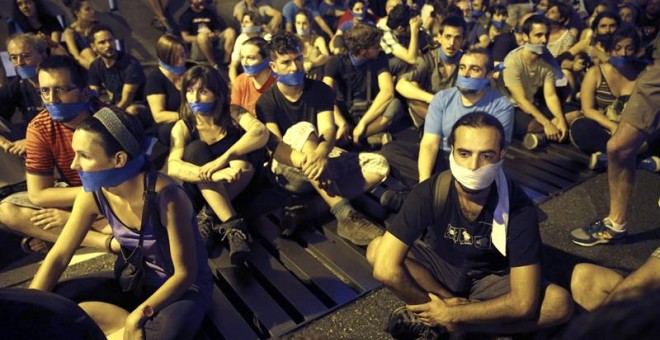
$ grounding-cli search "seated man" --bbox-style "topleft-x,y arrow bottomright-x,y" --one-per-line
396,16 -> 466,125
256,32 -> 389,245
180,0 -> 237,68
282,0 -> 335,39
233,0 -> 283,34
0,55 -> 112,253
0,34 -> 46,191
501,14 -> 576,147
323,23 -> 401,146
379,4 -> 423,77
367,112 -> 573,338
456,0 -> 490,48
380,48 -> 513,208
230,37 -> 277,116
571,247 -> 660,312
88,25 -> 146,117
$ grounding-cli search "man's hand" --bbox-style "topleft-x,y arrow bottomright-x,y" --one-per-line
551,116 -> 568,141
301,149 -> 328,181
335,122 -> 351,147
542,120 -> 561,141
31,209 -> 70,230
352,122 -> 367,145
410,15 -> 423,31
5,139 -> 27,157
407,293 -> 460,332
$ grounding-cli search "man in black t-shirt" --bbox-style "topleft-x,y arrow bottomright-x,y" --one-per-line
180,0 -> 237,67
323,23 -> 402,146
88,25 -> 146,117
367,112 -> 573,337
256,32 -> 390,246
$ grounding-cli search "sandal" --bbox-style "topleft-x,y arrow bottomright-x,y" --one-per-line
20,237 -> 51,254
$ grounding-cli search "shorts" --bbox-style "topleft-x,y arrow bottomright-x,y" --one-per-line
410,240 -> 511,300
621,62 -> 660,136
1,180 -> 70,209
271,122 -> 389,193
189,35 -> 226,62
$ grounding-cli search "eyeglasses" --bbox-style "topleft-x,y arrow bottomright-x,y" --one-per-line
38,86 -> 79,98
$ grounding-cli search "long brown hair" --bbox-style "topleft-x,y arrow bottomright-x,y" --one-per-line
179,65 -> 232,131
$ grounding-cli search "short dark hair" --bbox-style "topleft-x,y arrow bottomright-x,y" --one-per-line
440,16 -> 467,37
606,25 -> 641,53
344,23 -> 383,56
591,10 -> 621,31
243,36 -> 270,59
38,55 -> 88,89
387,4 -> 411,30
268,31 -> 302,60
522,14 -> 550,35
88,24 -> 114,44
463,47 -> 494,73
78,108 -> 145,159
490,4 -> 508,17
448,112 -> 506,151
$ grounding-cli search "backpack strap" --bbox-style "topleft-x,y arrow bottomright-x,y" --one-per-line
432,170 -> 453,225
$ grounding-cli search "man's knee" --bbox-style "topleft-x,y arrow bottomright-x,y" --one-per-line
223,28 -> 236,42
570,263 -> 597,297
543,284 -> 574,326
365,236 -> 382,266
0,202 -> 27,232
606,122 -> 645,159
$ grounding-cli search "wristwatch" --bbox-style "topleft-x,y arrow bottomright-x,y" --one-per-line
142,305 -> 156,320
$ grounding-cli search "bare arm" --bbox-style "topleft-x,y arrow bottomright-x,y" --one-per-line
604,255 -> 660,305
396,77 -> 434,104
26,173 -> 81,208
314,16 -> 334,39
263,7 -> 283,33
408,264 -> 541,325
29,191 -> 98,291
180,31 -> 197,44
507,84 -> 552,127
390,18 -> 421,64
167,120 -> 204,183
580,66 -> 616,132
418,133 -> 442,183
265,122 -> 306,168
356,71 -> 395,128
146,94 -> 180,124
372,232 -> 437,304
116,83 -> 140,109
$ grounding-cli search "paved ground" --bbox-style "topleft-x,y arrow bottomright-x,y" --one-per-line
2,170 -> 657,338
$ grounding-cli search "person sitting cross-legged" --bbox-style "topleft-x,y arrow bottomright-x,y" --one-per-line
256,32 -> 390,245
367,112 -> 573,338
168,65 -> 268,264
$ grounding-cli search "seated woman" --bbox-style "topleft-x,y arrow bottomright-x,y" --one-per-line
544,0 -> 576,57
10,0 -> 68,55
168,65 -> 268,265
63,0 -> 97,69
295,10 -> 330,80
29,107 -> 213,339
330,0 -> 373,54
569,27 -> 658,170
487,5 -> 517,65
228,10 -> 272,83
146,34 -> 188,148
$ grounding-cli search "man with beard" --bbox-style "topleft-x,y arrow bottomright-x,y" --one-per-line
367,112 -> 573,338
87,25 -> 146,116
180,0 -> 236,68
379,49 -> 513,211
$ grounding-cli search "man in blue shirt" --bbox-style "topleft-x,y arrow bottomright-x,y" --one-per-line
381,48 -> 513,209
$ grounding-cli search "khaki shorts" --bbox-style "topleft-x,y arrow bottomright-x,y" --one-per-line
621,62 -> 660,136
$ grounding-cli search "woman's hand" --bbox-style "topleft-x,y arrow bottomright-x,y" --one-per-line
198,159 -> 225,181
123,311 -> 145,340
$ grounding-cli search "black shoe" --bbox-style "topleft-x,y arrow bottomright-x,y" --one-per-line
386,306 -> 445,340
216,218 -> 251,265
196,208 -> 217,255
380,189 -> 409,212
280,198 -> 307,237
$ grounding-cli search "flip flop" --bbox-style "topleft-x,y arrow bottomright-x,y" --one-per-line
20,237 -> 51,254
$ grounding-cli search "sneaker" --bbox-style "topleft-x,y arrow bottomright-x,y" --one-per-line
569,218 -> 627,247
638,156 -> 660,173
336,210 -> 384,246
386,306 -> 445,340
522,133 -> 547,150
216,218 -> 251,265
380,189 -> 409,212
589,151 -> 607,171
196,208 -> 218,254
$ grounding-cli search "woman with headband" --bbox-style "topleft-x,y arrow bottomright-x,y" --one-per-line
29,107 -> 213,339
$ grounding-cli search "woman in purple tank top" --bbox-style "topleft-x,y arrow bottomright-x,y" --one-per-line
29,107 -> 213,339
